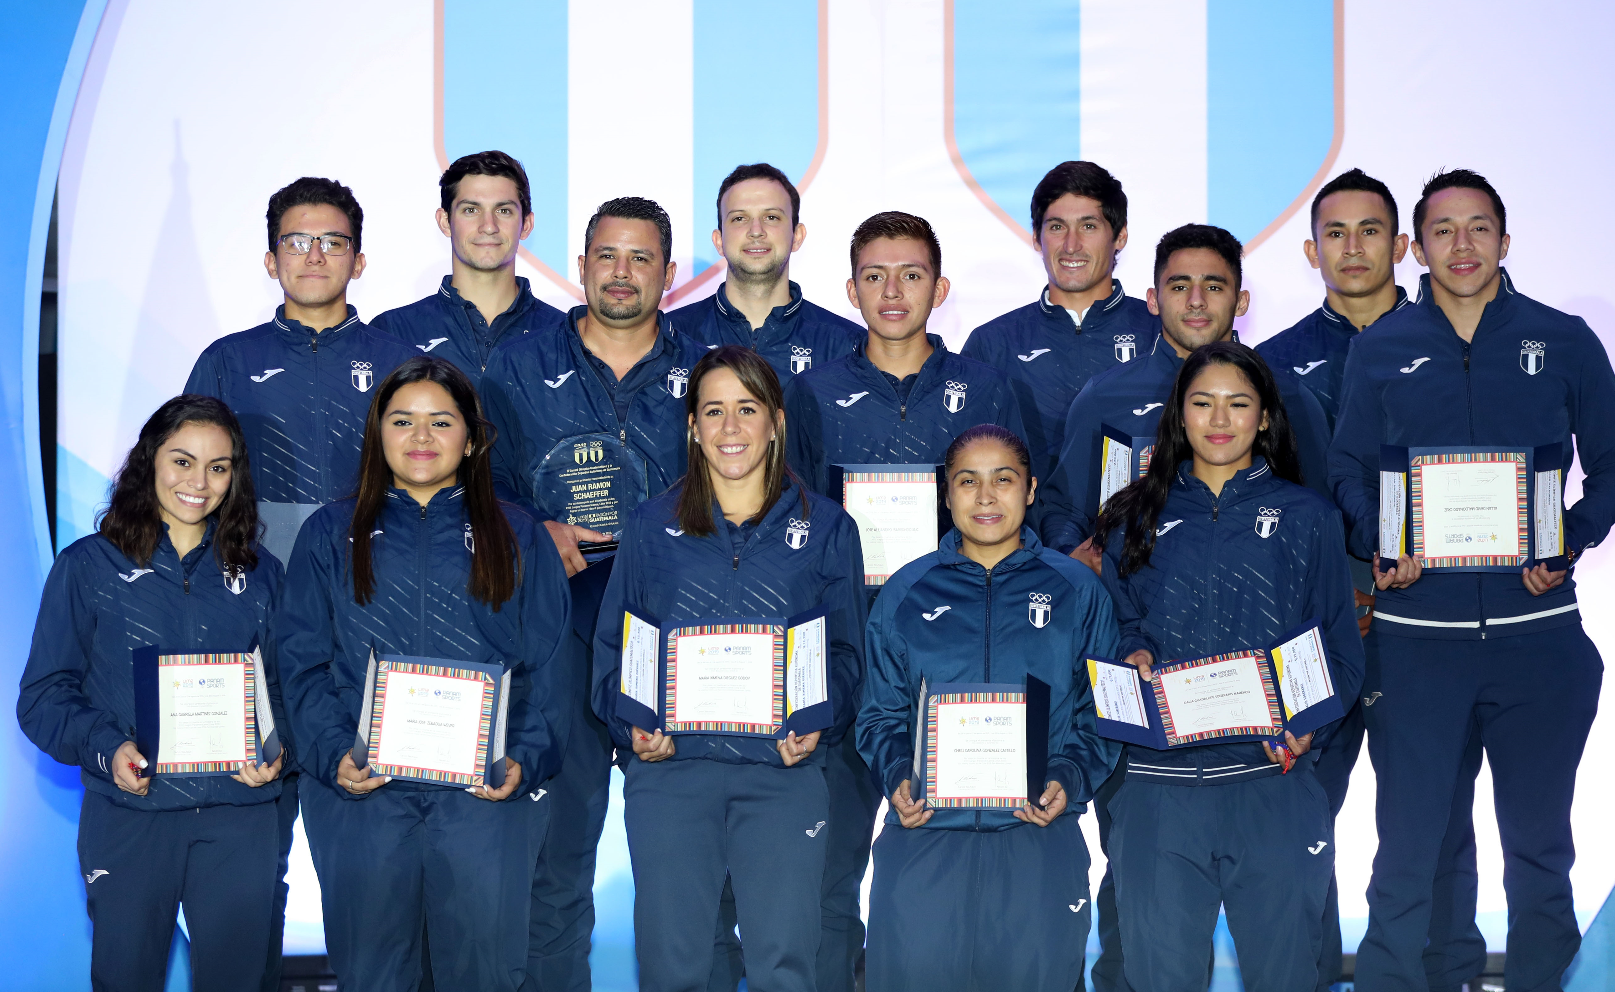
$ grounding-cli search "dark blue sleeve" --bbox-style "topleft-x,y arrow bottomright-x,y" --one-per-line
1098,547 -> 1160,664
507,522 -> 574,789
1044,570 -> 1122,804
1303,506 -> 1365,748
1040,382 -> 1102,552
1565,319 -> 1615,555
989,371 -> 1026,441
1284,375 -> 1336,507
856,572 -> 919,799
480,349 -> 538,513
185,347 -> 224,400
591,515 -> 643,751
1327,341 -> 1383,560
253,552 -> 291,763
16,550 -> 129,784
820,508 -> 868,748
784,377 -> 829,497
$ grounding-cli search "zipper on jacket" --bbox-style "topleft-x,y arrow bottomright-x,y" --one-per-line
900,403 -> 907,422
983,568 -> 994,682
620,428 -> 627,447
732,553 -> 740,571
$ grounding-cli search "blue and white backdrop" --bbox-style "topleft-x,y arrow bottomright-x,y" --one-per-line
3,1 -> 1613,987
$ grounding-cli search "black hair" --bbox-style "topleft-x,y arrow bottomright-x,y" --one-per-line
585,196 -> 674,266
1030,161 -> 1127,241
1093,341 -> 1300,576
267,177 -> 363,254
99,395 -> 260,571
440,150 -> 533,218
1153,224 -> 1244,289
849,211 -> 941,276
675,345 -> 807,537
716,163 -> 801,228
1412,168 -> 1506,246
943,424 -> 1032,477
1310,167 -> 1399,238
349,357 -> 519,609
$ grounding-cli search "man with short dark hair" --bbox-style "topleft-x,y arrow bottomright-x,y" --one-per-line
371,150 -> 566,389
1040,224 -> 1333,992
782,211 -> 1021,992
961,161 -> 1158,481
480,196 -> 710,992
1332,169 -> 1615,992
668,163 -> 861,380
184,176 -> 415,992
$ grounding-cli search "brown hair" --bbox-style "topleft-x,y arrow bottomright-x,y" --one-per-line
675,345 -> 807,536
849,210 -> 942,276
349,356 -> 520,609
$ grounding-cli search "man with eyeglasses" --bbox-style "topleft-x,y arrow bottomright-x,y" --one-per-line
184,176 -> 414,992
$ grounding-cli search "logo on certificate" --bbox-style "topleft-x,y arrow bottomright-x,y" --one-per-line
786,518 -> 811,550
350,361 -> 374,392
1520,339 -> 1546,376
942,381 -> 968,414
667,367 -> 690,398
1254,507 -> 1283,539
789,346 -> 813,374
223,565 -> 246,595
1027,592 -> 1052,628
1114,334 -> 1137,363
574,440 -> 604,465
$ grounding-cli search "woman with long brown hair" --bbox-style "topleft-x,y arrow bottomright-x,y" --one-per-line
278,356 -> 572,992
590,345 -> 866,992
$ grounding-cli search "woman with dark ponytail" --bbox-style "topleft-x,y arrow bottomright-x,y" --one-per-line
278,356 -> 571,992
1092,341 -> 1362,990
19,396 -> 284,991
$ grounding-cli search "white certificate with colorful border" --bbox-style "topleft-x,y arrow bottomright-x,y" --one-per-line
664,622 -> 784,735
837,465 -> 939,585
1411,450 -> 1529,568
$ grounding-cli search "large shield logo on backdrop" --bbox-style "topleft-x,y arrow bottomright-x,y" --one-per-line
436,1 -> 829,306
944,0 -> 1343,252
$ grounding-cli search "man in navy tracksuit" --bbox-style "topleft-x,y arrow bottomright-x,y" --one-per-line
1039,224 -> 1331,991
666,162 -> 861,381
481,196 -> 707,992
781,212 -> 1020,992
960,161 -> 1158,481
1330,170 -> 1615,992
370,151 -> 567,390
183,177 -> 411,992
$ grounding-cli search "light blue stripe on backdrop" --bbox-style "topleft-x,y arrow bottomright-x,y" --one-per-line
692,0 -> 820,276
1206,0 -> 1335,245
442,0 -> 569,276
950,0 -> 1081,238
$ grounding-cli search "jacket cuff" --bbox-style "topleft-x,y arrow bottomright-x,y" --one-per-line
1043,757 -> 1078,804
86,723 -> 132,783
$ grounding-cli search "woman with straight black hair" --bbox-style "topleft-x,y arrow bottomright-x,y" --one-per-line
19,395 -> 284,991
1092,341 -> 1363,991
279,355 -> 572,992
591,345 -> 867,992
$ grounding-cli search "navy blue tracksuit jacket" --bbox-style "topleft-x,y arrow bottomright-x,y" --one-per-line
1329,270 -> 1615,639
783,335 -> 1024,498
370,275 -> 568,389
666,280 -> 862,380
481,311 -> 711,530
1255,287 -> 1411,430
960,282 -> 1159,479
185,305 -> 417,562
1041,332 -> 1333,552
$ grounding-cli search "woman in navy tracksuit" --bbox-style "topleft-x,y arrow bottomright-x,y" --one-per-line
1093,341 -> 1363,992
859,423 -> 1121,992
591,345 -> 866,992
278,356 -> 571,992
18,395 -> 284,992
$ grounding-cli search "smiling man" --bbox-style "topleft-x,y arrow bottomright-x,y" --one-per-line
667,163 -> 861,380
183,176 -> 414,992
960,162 -> 1158,480
1331,170 -> 1615,992
370,150 -> 567,389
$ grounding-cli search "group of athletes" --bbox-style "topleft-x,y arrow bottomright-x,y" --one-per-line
15,147 -> 1609,992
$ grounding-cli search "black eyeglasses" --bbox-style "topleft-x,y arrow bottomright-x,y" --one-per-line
277,233 -> 354,256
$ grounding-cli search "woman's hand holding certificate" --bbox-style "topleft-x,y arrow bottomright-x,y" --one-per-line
631,726 -> 676,762
1012,782 -> 1067,827
337,750 -> 391,795
776,730 -> 821,768
468,758 -> 522,801
891,779 -> 934,829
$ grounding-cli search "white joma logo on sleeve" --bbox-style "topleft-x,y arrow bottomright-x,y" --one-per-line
835,391 -> 869,408
1132,402 -> 1163,416
250,369 -> 285,383
1400,357 -> 1431,373
1017,348 -> 1051,362
544,370 -> 575,389
417,337 -> 450,352
1294,360 -> 1326,375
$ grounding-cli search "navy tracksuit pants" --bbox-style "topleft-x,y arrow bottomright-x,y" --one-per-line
528,634 -> 614,991
77,791 -> 279,992
1356,625 -> 1602,992
263,770 -> 299,992
301,776 -> 549,992
865,810 -> 1094,992
1109,768 -> 1334,992
625,756 -> 829,992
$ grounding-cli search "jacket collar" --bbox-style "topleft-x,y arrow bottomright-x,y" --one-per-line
154,515 -> 219,573
1318,284 -> 1410,331
935,525 -> 1044,575
1037,279 -> 1128,329
712,280 -> 806,328
272,304 -> 361,345
1414,267 -> 1518,316
1173,456 -> 1277,504
384,484 -> 467,520
437,274 -> 536,321
564,307 -> 679,379
852,332 -> 950,390
1147,327 -> 1242,368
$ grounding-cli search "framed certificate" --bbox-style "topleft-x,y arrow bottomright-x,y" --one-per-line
1379,445 -> 1564,572
132,645 -> 279,777
353,652 -> 512,788
1097,424 -> 1155,512
615,607 -> 832,737
1091,621 -> 1343,748
831,464 -> 947,586
912,677 -> 1050,809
